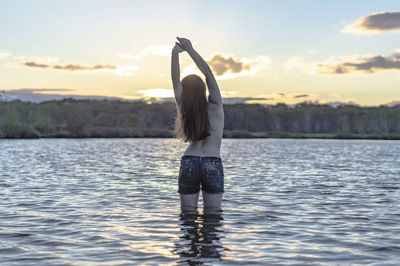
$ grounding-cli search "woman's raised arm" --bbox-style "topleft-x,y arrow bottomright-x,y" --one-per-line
177,37 -> 223,105
171,42 -> 184,105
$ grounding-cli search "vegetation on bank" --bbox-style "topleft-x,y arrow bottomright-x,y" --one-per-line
0,99 -> 399,139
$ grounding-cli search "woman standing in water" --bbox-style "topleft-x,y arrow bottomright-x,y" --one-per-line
171,37 -> 225,214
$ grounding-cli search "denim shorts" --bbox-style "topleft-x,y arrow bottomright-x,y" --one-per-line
178,155 -> 225,194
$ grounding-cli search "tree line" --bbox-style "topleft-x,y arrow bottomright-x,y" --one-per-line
0,98 -> 399,139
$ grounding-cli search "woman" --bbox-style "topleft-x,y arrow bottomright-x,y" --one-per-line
171,37 -> 225,214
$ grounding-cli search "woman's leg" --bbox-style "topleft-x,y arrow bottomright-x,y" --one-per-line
180,192 -> 200,212
202,190 -> 223,214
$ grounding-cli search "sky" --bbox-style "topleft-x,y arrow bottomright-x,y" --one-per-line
0,0 -> 399,106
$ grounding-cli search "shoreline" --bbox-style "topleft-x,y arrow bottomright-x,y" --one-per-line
1,130 -> 400,140
1,99 -> 399,140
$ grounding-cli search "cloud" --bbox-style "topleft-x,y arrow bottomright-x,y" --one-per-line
245,92 -> 359,106
0,50 -> 11,59
23,61 -> 49,68
113,65 -> 138,76
249,92 -> 320,104
318,52 -> 400,74
285,56 -> 320,74
135,88 -> 269,104
0,88 -> 125,103
207,54 -> 251,75
384,99 -> 400,107
220,90 -> 238,97
222,97 -> 268,104
12,60 -> 137,76
0,88 -> 366,106
183,53 -> 271,80
286,50 -> 400,75
137,88 -> 174,98
5,88 -> 74,94
293,94 -> 309,98
342,12 -> 400,34
20,61 -> 117,71
53,63 -> 117,71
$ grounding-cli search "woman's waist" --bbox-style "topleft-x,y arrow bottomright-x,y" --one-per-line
183,146 -> 221,158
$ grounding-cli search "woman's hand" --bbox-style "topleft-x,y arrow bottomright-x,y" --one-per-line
176,37 -> 194,52
172,42 -> 184,54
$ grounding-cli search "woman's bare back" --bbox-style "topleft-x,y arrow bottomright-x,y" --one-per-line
183,103 -> 224,157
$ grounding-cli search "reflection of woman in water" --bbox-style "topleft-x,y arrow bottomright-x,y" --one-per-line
173,212 -> 225,263
171,37 -> 225,214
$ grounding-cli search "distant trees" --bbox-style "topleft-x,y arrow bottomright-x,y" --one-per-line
223,103 -> 400,135
0,99 -> 399,139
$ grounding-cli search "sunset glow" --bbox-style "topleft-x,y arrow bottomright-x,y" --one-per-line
1,0 -> 399,106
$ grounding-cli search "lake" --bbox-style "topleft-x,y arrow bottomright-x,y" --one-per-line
0,138 -> 399,265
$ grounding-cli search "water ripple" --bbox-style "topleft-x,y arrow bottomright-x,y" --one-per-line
0,138 -> 399,264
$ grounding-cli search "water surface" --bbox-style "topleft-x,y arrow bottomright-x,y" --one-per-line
1,138 -> 399,265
